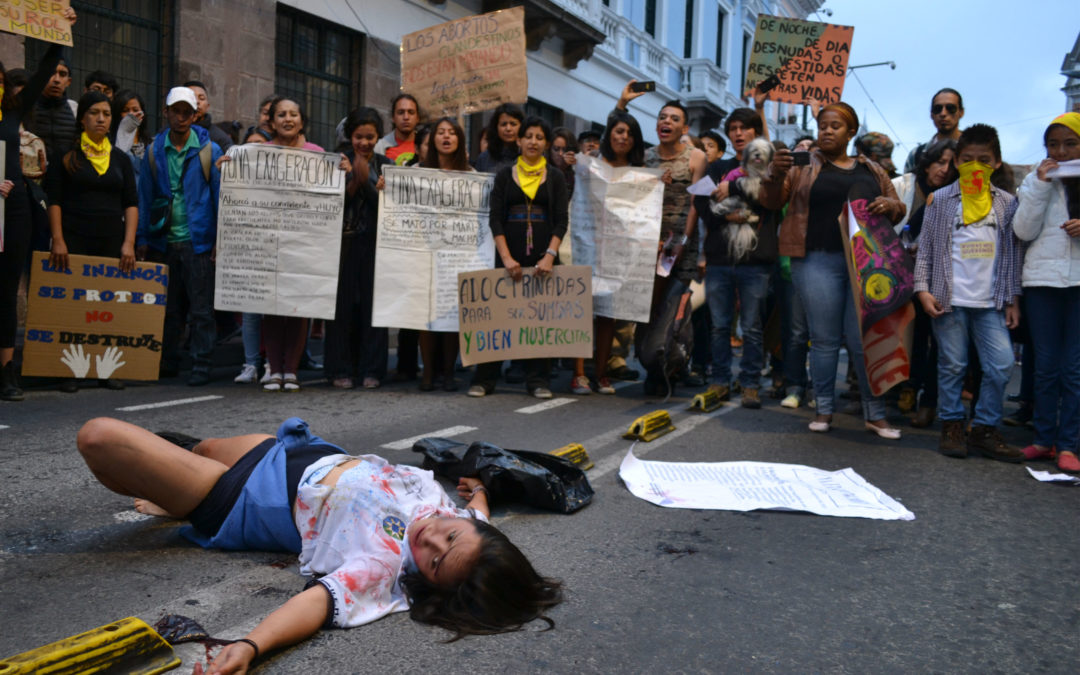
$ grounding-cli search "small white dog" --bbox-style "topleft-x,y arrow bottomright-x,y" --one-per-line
710,137 -> 774,260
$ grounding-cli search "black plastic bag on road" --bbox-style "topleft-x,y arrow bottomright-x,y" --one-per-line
412,438 -> 594,514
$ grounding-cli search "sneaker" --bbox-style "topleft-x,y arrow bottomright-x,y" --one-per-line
571,375 -> 591,395
911,406 -> 935,428
939,420 -> 967,458
683,370 -> 705,387
706,383 -> 730,401
1002,404 -> 1034,428
897,387 -> 916,413
467,385 -> 487,398
1,361 -> 24,401
966,425 -> 1024,463
531,386 -> 553,399
263,374 -> 282,392
234,364 -> 258,383
283,373 -> 300,392
1057,451 -> 1080,472
741,387 -> 761,409
596,377 -> 615,395
362,377 -> 380,389
187,371 -> 210,386
1019,444 -> 1055,461
259,361 -> 272,384
609,365 -> 640,381
780,393 -> 801,409
332,377 -> 354,389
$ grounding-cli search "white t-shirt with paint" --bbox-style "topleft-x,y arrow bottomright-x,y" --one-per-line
951,204 -> 997,309
294,454 -> 484,628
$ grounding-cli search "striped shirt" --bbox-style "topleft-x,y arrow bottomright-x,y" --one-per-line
913,181 -> 1021,312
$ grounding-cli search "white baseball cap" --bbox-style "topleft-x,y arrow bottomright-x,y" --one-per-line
165,86 -> 198,110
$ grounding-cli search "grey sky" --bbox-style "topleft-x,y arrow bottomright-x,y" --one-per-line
817,0 -> 1075,166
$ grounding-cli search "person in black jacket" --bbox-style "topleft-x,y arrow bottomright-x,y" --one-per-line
692,108 -> 777,408
45,91 -> 138,392
325,107 -> 392,390
184,80 -> 234,152
469,116 -> 568,399
0,15 -> 78,401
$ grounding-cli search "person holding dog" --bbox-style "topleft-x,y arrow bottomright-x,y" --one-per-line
693,108 -> 779,409
761,102 -> 905,439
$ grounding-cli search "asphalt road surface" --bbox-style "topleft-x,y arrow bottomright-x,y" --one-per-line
1,359 -> 1077,673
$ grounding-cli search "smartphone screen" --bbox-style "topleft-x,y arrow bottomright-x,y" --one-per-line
791,151 -> 810,166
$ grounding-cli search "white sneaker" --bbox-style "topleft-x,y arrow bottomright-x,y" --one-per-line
283,373 -> 300,392
234,364 -> 258,384
259,361 -> 272,384
780,393 -> 801,409
531,387 -> 553,399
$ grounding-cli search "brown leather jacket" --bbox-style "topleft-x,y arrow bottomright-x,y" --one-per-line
761,150 -> 906,258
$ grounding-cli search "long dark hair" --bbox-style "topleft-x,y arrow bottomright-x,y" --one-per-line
600,110 -> 644,167
424,117 -> 469,171
484,103 -> 524,160
268,96 -> 307,139
343,106 -> 384,140
63,91 -> 113,175
400,519 -> 563,641
915,138 -> 957,190
0,61 -> 14,111
111,89 -> 151,146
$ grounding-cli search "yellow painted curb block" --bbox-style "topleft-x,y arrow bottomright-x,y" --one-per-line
623,410 -> 675,441
551,442 -> 594,470
689,388 -> 725,413
0,617 -> 180,674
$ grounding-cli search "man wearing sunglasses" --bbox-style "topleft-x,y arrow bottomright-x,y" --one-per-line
904,88 -> 965,173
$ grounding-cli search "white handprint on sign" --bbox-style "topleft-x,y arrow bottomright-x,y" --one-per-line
95,347 -> 127,379
60,344 -> 91,378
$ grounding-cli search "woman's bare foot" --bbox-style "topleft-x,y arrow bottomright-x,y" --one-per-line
134,498 -> 179,518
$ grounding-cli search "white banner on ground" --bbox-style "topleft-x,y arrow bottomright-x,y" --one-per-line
214,144 -> 346,319
570,156 -> 663,322
372,167 -> 495,331
619,449 -> 915,520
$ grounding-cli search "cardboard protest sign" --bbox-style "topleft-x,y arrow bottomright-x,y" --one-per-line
842,200 -> 914,396
744,14 -> 853,105
372,167 -> 495,332
400,6 -> 527,116
571,156 -> 664,322
23,253 -> 167,380
214,144 -> 346,319
0,0 -> 73,46
457,266 -> 593,366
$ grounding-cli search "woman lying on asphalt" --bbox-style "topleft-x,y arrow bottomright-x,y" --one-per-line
76,416 -> 562,674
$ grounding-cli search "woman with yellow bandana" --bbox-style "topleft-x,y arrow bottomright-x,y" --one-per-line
1012,112 -> 1080,473
468,116 -> 569,399
44,90 -> 139,393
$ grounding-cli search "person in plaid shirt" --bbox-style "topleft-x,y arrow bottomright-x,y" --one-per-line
914,124 -> 1025,463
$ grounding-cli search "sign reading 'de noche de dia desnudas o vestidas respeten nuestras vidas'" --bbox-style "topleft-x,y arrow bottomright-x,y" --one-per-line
214,144 -> 346,320
743,14 -> 853,105
400,6 -> 527,117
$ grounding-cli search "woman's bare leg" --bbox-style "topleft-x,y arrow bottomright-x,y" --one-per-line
194,434 -> 274,467
77,417 -> 231,517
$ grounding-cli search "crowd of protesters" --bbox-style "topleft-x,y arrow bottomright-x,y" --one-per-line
1,11 -> 1078,474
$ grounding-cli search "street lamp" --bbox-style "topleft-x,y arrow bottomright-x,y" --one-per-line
847,61 -> 897,74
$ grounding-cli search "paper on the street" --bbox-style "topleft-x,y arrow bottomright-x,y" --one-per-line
1046,159 -> 1080,178
1026,466 -> 1080,484
618,449 -> 915,520
686,175 -> 717,196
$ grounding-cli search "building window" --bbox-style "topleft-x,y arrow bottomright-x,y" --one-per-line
26,0 -> 169,134
683,0 -> 694,59
645,0 -> 657,37
275,6 -> 360,150
715,9 -> 725,67
525,97 -> 564,128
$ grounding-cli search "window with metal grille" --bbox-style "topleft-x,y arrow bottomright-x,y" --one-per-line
645,0 -> 657,37
715,9 -> 725,67
683,0 -> 694,59
275,6 -> 360,151
25,0 -> 168,135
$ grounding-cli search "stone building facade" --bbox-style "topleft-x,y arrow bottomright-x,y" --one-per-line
0,0 -> 822,152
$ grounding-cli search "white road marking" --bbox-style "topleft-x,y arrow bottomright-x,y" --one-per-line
380,425 -> 477,451
514,397 -> 577,414
116,395 -> 224,412
0,425 -> 8,431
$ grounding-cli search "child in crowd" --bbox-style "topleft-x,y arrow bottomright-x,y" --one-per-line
914,124 -> 1025,462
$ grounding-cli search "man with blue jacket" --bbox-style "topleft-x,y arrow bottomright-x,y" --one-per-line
137,87 -> 223,386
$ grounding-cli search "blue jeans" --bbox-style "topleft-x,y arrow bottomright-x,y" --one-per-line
159,241 -> 217,374
791,251 -> 886,420
1025,286 -> 1080,451
932,307 -> 1013,426
706,264 -> 771,389
242,313 -> 262,367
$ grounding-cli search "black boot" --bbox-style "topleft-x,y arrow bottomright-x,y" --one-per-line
1,361 -> 24,401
